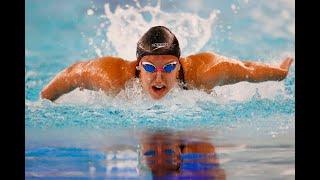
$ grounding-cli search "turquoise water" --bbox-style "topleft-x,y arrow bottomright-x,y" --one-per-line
25,0 -> 295,179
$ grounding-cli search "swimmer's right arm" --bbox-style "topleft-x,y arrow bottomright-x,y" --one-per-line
40,62 -> 86,101
40,57 -> 137,101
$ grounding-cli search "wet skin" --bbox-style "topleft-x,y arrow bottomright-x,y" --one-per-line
40,52 -> 293,101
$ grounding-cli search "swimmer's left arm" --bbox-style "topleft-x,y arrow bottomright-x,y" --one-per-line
200,56 -> 293,87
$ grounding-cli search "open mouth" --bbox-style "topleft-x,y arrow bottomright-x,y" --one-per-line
152,85 -> 166,93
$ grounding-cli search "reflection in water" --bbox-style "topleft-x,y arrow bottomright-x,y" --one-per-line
139,130 -> 226,179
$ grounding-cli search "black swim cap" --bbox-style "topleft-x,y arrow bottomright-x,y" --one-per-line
136,26 -> 180,61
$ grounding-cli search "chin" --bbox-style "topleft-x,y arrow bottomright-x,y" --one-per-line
149,90 -> 168,100
150,93 -> 166,100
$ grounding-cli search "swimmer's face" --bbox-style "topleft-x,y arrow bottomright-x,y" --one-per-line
138,55 -> 180,100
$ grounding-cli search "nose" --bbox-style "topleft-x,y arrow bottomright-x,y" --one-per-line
154,71 -> 164,82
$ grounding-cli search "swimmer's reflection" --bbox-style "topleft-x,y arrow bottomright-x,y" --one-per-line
139,131 -> 226,179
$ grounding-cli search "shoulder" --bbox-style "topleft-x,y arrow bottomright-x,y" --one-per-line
179,52 -> 219,85
88,56 -> 131,67
180,52 -> 221,72
184,52 -> 218,64
85,56 -> 137,76
80,56 -> 138,91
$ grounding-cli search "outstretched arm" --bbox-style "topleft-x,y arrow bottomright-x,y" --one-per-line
40,62 -> 85,101
199,55 -> 293,88
40,57 -> 137,101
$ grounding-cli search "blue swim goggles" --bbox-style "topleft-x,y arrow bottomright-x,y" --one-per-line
141,61 -> 178,73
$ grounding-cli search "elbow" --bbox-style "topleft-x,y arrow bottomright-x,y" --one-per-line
40,86 -> 48,99
40,90 -> 51,101
278,70 -> 288,81
40,87 -> 56,101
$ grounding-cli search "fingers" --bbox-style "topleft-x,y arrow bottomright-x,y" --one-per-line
280,57 -> 294,70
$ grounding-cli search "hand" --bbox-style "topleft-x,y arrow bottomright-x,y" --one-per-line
280,57 -> 294,71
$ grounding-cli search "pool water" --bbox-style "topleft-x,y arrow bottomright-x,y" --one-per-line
25,0 -> 295,179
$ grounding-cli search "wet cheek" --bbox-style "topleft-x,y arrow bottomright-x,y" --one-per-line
167,76 -> 178,87
141,76 -> 155,91
141,74 -> 151,83
143,78 -> 153,87
146,77 -> 153,82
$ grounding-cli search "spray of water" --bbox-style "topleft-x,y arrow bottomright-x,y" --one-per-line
87,0 -> 218,60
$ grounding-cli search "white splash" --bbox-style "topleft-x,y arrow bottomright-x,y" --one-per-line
55,74 -> 289,109
214,81 -> 287,103
54,77 -> 218,112
87,9 -> 94,16
86,0 -> 218,60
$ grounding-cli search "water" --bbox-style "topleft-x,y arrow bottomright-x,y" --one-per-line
26,0 -> 295,179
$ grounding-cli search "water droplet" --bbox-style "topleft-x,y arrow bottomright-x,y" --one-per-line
87,9 -> 94,16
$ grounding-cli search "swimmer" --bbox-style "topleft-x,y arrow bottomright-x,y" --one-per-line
40,26 -> 293,101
